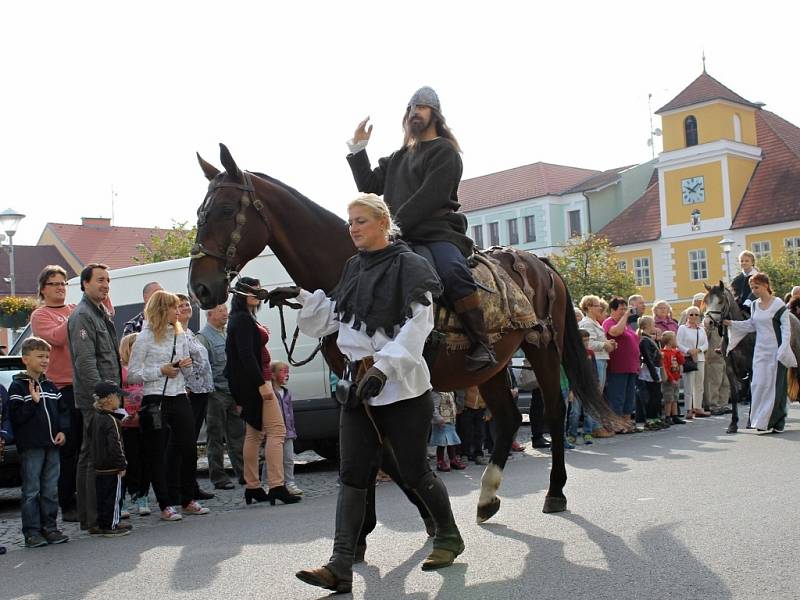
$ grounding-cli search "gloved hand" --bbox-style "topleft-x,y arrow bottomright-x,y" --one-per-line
356,366 -> 387,401
267,286 -> 301,308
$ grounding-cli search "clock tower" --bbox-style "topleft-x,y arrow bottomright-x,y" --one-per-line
653,71 -> 763,299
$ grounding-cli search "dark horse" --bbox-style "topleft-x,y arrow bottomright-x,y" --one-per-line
703,281 -> 754,434
188,144 -> 619,522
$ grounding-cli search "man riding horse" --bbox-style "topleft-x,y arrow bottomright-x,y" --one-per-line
346,86 -> 497,372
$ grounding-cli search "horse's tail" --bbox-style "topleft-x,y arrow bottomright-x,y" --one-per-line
540,258 -> 625,430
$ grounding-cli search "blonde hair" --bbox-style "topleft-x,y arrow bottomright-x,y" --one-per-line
579,294 -> 602,313
270,361 -> 289,376
119,333 -> 138,366
652,299 -> 672,315
739,250 -> 756,263
637,315 -> 655,336
144,290 -> 183,342
347,194 -> 397,236
661,330 -> 676,347
93,394 -> 119,411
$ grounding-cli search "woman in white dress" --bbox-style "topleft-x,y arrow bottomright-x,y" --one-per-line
677,308 -> 710,418
725,273 -> 797,432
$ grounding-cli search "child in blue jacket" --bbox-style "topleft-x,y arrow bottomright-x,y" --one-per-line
9,337 -> 70,548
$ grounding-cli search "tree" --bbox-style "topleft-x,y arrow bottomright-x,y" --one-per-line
755,250 -> 800,299
133,220 -> 197,264
550,235 -> 639,303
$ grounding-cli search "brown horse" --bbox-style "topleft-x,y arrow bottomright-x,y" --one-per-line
188,144 -> 618,522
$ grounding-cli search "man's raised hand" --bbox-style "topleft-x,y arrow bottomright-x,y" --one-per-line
353,116 -> 373,144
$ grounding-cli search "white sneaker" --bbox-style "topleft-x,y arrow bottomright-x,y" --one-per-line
286,483 -> 304,496
137,496 -> 151,516
183,500 -> 210,515
160,506 -> 183,521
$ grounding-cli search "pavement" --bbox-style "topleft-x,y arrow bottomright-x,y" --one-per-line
2,406 -> 800,599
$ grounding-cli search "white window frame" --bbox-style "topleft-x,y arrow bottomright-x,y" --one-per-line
472,225 -> 484,248
784,236 -> 800,253
633,256 -> 651,287
507,218 -> 519,246
567,209 -> 582,238
751,240 -> 772,260
488,221 -> 500,246
524,215 -> 536,242
688,249 -> 708,280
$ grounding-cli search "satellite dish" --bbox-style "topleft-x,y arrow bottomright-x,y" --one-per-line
653,128 -> 662,136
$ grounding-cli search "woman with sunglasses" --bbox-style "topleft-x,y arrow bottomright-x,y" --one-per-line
677,307 -> 710,418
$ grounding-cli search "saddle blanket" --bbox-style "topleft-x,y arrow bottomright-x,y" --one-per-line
434,254 -> 538,351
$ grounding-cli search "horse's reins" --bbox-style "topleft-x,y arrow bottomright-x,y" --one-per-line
191,170 -> 322,367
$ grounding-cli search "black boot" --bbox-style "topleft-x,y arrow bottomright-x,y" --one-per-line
455,292 -> 498,372
266,485 -> 301,505
412,471 -> 464,571
296,484 -> 367,593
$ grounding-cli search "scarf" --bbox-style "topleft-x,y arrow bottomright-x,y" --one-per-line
329,241 -> 442,338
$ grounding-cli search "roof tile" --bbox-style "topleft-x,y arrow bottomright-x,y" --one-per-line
596,182 -> 661,246
732,110 -> 800,229
656,72 -> 759,114
0,245 -> 76,297
459,162 -> 600,212
45,222 -> 170,270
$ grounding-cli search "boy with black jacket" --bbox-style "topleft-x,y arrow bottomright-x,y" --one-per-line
89,381 -> 130,537
8,337 -> 70,548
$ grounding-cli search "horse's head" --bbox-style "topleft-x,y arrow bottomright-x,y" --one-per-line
703,280 -> 728,325
188,144 -> 270,309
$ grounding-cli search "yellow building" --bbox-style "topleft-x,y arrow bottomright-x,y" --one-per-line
598,71 -> 800,304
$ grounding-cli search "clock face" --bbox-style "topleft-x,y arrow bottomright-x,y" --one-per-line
681,176 -> 705,204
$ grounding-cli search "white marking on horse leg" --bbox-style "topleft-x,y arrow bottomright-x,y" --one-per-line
478,463 -> 503,505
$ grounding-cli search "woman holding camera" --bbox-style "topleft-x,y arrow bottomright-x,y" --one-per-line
273,194 -> 462,594
127,291 -> 210,519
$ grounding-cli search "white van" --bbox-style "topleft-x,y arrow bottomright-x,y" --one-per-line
63,249 -> 340,459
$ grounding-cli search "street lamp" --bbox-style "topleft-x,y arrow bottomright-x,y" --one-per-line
719,237 -> 734,282
0,208 -> 25,296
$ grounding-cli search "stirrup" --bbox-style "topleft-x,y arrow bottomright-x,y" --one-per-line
421,545 -> 464,571
465,345 -> 497,372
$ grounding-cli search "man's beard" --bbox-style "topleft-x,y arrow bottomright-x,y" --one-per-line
408,114 -> 431,136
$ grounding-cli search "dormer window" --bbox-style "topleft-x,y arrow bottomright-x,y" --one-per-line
684,115 -> 698,147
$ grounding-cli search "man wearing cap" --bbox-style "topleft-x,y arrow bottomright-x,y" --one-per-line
346,86 -> 496,371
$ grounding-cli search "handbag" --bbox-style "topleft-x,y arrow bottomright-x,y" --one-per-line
683,329 -> 699,373
335,360 -> 362,411
139,333 -> 177,432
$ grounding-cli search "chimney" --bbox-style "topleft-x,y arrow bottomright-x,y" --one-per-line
81,217 -> 112,228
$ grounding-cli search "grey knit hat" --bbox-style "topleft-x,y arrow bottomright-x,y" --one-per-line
407,86 -> 440,111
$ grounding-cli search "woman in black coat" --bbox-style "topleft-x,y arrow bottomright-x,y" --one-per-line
224,277 -> 299,506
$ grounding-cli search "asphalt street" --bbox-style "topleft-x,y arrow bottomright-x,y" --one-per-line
2,406 -> 800,600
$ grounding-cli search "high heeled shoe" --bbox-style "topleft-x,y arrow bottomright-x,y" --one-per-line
244,487 -> 270,505
266,485 -> 302,505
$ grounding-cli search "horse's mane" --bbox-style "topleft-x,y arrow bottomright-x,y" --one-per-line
250,171 -> 346,226
710,283 -> 744,321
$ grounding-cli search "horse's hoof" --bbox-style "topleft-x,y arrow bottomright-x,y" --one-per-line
542,496 -> 567,513
726,425 -> 738,434
476,497 -> 501,523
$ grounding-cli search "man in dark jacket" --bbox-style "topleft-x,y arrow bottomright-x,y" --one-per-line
730,250 -> 757,315
67,263 -> 122,533
346,87 -> 496,372
89,381 -> 129,537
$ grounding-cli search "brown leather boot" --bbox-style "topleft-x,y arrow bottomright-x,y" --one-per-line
454,292 -> 497,372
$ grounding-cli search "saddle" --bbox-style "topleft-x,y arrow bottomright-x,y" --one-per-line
412,246 -> 539,352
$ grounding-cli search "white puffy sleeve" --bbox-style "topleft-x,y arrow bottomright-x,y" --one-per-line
373,292 -> 434,381
777,308 -> 798,368
727,315 -> 756,354
296,289 -> 340,338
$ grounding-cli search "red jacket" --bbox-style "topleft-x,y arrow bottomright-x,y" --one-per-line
662,347 -> 685,383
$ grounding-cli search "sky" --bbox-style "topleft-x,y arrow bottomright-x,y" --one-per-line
3,1 -> 799,246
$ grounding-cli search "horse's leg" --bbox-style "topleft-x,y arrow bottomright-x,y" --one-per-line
725,359 -> 739,434
476,370 -> 521,523
527,344 -> 568,513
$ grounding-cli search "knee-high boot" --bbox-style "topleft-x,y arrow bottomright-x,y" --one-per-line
455,292 -> 497,372
296,484 -> 366,593
412,471 -> 465,570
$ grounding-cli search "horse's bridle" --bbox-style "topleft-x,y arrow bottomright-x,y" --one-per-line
704,291 -> 727,336
190,170 -> 269,285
